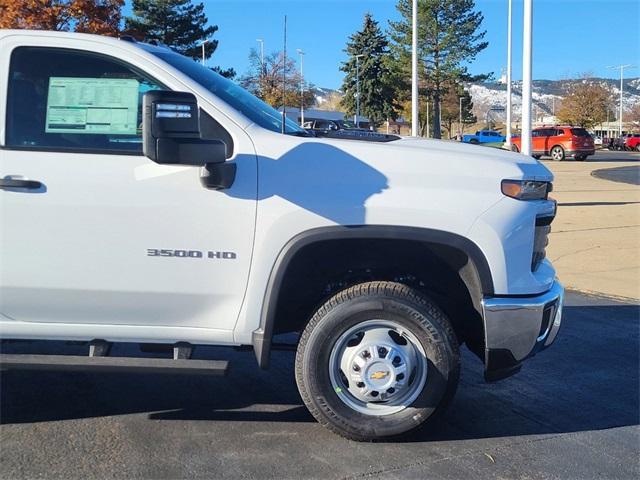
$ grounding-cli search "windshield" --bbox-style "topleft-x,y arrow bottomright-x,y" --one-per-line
150,49 -> 306,135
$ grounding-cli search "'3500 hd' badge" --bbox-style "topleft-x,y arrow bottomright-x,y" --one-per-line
147,249 -> 237,259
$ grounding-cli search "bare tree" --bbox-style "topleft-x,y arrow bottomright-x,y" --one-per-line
239,49 -> 315,109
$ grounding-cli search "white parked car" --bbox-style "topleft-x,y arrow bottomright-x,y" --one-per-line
0,30 -> 563,441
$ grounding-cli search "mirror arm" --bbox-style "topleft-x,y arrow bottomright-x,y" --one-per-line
200,162 -> 236,190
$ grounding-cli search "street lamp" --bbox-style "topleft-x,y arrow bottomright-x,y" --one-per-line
607,64 -> 636,137
297,49 -> 305,126
355,54 -> 364,127
505,0 -> 513,148
200,39 -> 210,65
411,0 -> 419,136
256,39 -> 264,77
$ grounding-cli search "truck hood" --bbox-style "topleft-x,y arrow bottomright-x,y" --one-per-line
250,126 -> 554,239
314,135 -> 553,182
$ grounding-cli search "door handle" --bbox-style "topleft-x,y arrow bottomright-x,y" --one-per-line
0,178 -> 44,190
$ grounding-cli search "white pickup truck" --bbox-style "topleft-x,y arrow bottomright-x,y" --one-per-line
0,30 -> 563,441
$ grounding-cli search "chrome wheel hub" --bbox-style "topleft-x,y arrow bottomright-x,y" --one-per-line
329,320 -> 428,416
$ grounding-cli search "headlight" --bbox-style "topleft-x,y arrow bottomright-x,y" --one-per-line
501,180 -> 552,200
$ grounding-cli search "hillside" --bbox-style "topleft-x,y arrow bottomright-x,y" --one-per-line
312,77 -> 640,122
468,77 -> 640,122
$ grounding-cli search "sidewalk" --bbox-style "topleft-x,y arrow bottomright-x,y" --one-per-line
545,153 -> 640,300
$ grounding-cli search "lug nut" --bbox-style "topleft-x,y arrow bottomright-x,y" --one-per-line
357,382 -> 365,388
378,347 -> 387,357
352,365 -> 360,372
362,351 -> 371,359
393,356 -> 401,365
371,391 -> 379,397
397,373 -> 405,381
387,388 -> 395,394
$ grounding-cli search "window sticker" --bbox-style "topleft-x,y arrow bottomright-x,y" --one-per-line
45,77 -> 139,135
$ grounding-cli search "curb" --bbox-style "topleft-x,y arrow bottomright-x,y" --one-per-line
566,287 -> 640,304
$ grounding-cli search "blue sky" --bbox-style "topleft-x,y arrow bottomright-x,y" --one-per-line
126,0 -> 640,89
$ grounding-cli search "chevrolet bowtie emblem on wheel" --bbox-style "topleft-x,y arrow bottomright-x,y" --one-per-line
370,371 -> 389,380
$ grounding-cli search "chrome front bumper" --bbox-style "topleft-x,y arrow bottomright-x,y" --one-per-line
481,281 -> 564,381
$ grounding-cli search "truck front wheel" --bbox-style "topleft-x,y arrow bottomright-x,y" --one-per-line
295,281 -> 460,441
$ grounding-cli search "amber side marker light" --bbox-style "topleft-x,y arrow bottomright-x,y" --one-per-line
501,180 -> 551,200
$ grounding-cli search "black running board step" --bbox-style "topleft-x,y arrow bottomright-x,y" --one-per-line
0,354 -> 228,375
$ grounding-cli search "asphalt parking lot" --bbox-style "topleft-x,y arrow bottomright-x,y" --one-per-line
1,291 -> 638,480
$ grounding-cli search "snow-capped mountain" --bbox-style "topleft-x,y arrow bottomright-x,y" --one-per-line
312,78 -> 640,121
309,87 -> 342,106
468,78 -> 639,122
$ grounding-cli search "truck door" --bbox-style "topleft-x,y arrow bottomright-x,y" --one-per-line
0,45 -> 257,332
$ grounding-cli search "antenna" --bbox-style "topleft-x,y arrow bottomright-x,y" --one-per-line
282,15 -> 287,134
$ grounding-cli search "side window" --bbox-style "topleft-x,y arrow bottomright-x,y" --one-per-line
6,47 -> 163,154
555,129 -> 565,136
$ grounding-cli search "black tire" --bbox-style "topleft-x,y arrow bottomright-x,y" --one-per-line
575,154 -> 586,161
470,139 -> 479,144
550,145 -> 565,161
295,281 -> 460,441
532,154 -> 542,160
511,144 -> 520,152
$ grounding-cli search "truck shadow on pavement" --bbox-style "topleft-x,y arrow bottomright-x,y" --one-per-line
1,300 -> 638,443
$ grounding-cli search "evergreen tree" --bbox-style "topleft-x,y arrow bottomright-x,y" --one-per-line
211,66 -> 237,80
125,0 -> 218,60
389,0 -> 488,138
340,14 -> 397,128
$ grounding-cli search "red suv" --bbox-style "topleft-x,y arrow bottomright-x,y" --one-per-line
511,126 -> 595,161
623,133 -> 640,151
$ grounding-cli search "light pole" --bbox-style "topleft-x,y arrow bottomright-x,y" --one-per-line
505,0 -> 513,148
411,0 -> 419,136
426,101 -> 429,138
355,54 -> 364,127
521,0 -> 533,156
256,39 -> 264,76
459,95 -> 463,140
607,64 -> 635,137
200,39 -> 209,65
297,49 -> 305,126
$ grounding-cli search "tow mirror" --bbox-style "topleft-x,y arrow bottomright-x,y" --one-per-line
142,90 -> 235,190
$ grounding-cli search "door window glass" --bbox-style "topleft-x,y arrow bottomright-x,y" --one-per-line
6,47 -> 164,154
